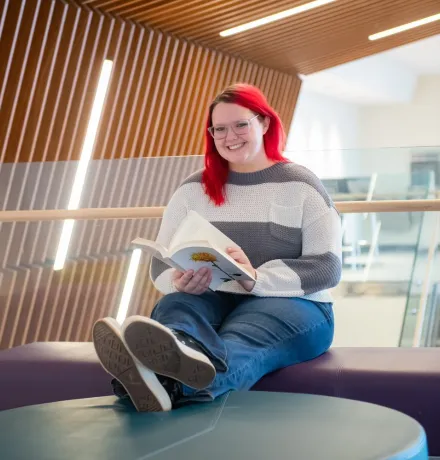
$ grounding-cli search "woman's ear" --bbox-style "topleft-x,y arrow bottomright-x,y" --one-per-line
262,116 -> 270,135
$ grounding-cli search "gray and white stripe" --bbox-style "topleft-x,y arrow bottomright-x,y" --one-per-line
151,162 -> 342,302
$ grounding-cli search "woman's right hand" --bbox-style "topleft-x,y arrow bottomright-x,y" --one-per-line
172,267 -> 212,295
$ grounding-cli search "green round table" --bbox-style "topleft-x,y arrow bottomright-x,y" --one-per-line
0,392 -> 428,459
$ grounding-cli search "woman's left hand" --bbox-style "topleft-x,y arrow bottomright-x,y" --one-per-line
226,247 -> 256,292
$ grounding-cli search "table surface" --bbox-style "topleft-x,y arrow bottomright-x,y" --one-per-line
0,392 -> 428,460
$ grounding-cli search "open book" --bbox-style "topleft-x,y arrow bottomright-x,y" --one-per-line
131,211 -> 255,291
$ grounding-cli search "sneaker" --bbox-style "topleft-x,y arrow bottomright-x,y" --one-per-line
92,317 -> 172,412
111,376 -> 182,406
122,315 -> 216,390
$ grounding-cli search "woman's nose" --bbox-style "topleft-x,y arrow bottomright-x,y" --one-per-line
225,126 -> 239,141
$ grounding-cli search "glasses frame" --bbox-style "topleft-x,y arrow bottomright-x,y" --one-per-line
208,114 -> 260,139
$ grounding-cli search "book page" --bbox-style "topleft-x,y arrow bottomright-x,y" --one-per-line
171,245 -> 255,291
131,237 -> 168,259
131,237 -> 185,273
170,211 -> 239,253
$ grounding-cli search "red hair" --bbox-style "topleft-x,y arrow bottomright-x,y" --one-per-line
202,83 -> 289,206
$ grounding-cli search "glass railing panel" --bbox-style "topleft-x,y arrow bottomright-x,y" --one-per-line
283,146 -> 440,198
1,211 -> 433,350
333,210 -> 427,348
1,152 -> 438,215
0,218 -> 162,350
399,211 -> 440,347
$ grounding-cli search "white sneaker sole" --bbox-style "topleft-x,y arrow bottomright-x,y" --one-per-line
92,318 -> 172,412
123,316 -> 216,390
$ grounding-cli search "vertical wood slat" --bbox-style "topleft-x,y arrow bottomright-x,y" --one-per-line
66,25 -> 148,342
30,7 -> 96,287
80,26 -> 155,332
1,3 -> 300,165
15,6 -> 86,345
26,8 -> 111,346
0,0 -> 44,346
2,3 -> 113,347
72,21 -> 135,263
52,10 -> 120,340
0,0 -> 10,41
0,0 -> 301,349
0,0 -> 24,112
0,0 -> 43,165
4,1 -> 58,270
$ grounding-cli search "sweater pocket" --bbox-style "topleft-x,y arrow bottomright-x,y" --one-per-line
269,203 -> 303,244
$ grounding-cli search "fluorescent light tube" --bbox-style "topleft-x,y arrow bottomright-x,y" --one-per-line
54,59 -> 113,271
116,249 -> 142,324
220,0 -> 336,37
369,13 -> 440,41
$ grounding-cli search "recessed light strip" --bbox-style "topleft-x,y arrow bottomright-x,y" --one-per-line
369,13 -> 440,41
116,248 -> 142,325
219,0 -> 336,37
53,59 -> 113,271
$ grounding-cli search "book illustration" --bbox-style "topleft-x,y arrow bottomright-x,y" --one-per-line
190,251 -> 244,282
130,211 -> 256,291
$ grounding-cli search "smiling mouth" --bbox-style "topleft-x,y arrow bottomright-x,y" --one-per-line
227,143 -> 245,150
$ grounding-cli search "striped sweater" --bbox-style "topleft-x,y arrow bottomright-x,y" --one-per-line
150,162 -> 342,302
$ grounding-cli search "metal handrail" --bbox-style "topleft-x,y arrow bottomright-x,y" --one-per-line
0,199 -> 440,222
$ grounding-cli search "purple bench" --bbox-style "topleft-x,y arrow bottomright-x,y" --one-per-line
1,342 -> 440,455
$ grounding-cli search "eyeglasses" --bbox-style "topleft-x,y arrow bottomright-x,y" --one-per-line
208,114 -> 260,140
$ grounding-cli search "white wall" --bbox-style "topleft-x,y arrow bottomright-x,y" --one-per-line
355,76 -> 440,191
286,75 -> 440,185
300,51 -> 417,105
285,88 -> 361,178
284,85 -> 412,182
358,75 -> 440,149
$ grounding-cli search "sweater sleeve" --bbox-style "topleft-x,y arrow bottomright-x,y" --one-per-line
251,194 -> 342,298
149,188 -> 188,295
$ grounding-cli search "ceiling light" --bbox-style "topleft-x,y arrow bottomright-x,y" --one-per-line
219,0 -> 336,37
369,13 -> 440,41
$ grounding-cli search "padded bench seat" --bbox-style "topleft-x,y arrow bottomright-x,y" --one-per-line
1,342 -> 440,454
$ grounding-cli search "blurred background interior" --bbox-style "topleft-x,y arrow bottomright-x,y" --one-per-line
1,0 -> 439,352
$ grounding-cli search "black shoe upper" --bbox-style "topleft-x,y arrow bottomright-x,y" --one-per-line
111,330 -> 207,408
172,330 -> 210,358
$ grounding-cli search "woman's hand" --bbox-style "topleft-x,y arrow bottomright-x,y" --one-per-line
172,267 -> 212,295
226,247 -> 256,292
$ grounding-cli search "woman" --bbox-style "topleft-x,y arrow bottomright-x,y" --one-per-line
93,83 -> 342,412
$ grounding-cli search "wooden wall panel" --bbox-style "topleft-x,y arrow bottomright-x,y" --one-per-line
0,155 -> 206,350
0,0 -> 300,349
0,0 -> 301,164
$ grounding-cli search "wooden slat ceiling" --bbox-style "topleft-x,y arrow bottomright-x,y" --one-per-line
79,0 -> 440,75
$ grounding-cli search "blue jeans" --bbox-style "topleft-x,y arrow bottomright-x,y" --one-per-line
150,291 -> 334,402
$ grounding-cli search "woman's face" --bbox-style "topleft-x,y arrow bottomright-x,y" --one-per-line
210,103 -> 269,168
